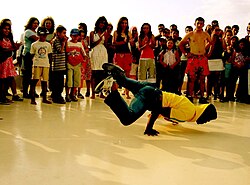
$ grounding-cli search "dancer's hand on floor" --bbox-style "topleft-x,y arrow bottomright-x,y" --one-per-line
144,128 -> 159,136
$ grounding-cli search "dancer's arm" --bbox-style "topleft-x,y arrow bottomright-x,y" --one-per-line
144,112 -> 160,136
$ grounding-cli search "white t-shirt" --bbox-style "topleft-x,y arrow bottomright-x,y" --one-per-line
30,41 -> 52,67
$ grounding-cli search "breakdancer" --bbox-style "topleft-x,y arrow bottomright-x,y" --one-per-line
96,63 -> 217,136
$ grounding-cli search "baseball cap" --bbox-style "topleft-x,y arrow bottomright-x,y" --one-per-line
37,27 -> 49,35
70,28 -> 79,36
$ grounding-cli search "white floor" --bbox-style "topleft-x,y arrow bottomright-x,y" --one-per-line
0,91 -> 250,185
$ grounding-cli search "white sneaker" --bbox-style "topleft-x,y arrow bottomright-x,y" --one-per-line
95,76 -> 115,95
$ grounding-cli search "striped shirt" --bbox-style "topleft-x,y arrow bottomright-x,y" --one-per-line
51,37 -> 66,71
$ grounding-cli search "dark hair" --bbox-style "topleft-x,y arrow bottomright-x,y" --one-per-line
94,16 -> 107,33
225,29 -> 233,35
185,26 -> 193,31
117,17 -> 129,35
55,25 -> 66,34
170,24 -> 177,29
24,17 -> 39,31
78,22 -> 88,34
0,22 -> 15,48
139,23 -> 152,40
0,18 -> 11,27
224,25 -> 231,31
232,25 -> 239,30
196,104 -> 217,124
163,28 -> 170,33
167,37 -> 174,42
158,24 -> 165,28
172,29 -> 179,34
41,16 -> 55,34
107,23 -> 113,30
236,38 -> 249,55
195,17 -> 205,23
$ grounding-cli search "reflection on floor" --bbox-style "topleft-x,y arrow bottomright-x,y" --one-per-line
0,91 -> 250,185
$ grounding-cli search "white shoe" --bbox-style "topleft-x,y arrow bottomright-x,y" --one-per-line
95,76 -> 115,95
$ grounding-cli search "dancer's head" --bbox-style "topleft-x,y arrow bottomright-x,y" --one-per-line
196,104 -> 217,124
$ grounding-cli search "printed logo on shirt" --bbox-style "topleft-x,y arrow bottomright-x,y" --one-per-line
68,49 -> 80,57
38,47 -> 47,59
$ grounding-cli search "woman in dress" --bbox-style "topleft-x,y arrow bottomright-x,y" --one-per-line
89,16 -> 108,99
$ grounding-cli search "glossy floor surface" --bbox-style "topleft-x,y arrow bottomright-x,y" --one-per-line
0,91 -> 250,185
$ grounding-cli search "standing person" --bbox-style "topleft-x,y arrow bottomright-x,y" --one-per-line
112,17 -> 133,99
155,24 -> 165,48
50,25 -> 68,104
40,16 -> 56,95
232,25 -> 239,38
78,23 -> 91,97
0,22 -> 22,104
89,16 -> 108,99
220,29 -> 233,102
22,17 -> 39,98
154,36 -> 167,88
138,23 -> 156,83
158,38 -> 180,93
178,26 -> 193,95
40,16 -> 55,43
246,23 -> 250,42
228,38 -> 250,103
206,27 -> 224,100
129,26 -> 140,80
106,23 -> 114,64
96,63 -> 217,136
179,17 -> 213,104
77,29 -> 90,99
29,27 -> 52,105
65,28 -> 86,102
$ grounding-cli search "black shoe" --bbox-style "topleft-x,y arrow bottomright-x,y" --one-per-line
77,93 -> 84,99
85,91 -> 90,97
35,93 -> 39,98
53,97 -> 66,104
199,97 -> 209,104
229,97 -> 236,102
70,95 -> 78,102
12,95 -> 23,101
23,93 -> 31,99
0,98 -> 11,105
65,95 -> 71,102
102,63 -> 124,76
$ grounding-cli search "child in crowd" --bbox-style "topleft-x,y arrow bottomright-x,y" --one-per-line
50,25 -> 68,104
154,36 -> 167,88
158,38 -> 180,93
29,27 -> 52,105
0,22 -> 22,104
220,30 -> 234,102
65,28 -> 86,102
228,38 -> 250,103
77,29 -> 90,99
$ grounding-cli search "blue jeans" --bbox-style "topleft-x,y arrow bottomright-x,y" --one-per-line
104,77 -> 162,125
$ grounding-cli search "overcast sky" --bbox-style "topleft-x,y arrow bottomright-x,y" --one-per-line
1,0 -> 249,41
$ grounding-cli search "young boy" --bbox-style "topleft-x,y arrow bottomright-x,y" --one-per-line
96,63 -> 217,136
51,25 -> 68,104
179,17 -> 213,104
65,28 -> 86,102
30,27 -> 52,105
